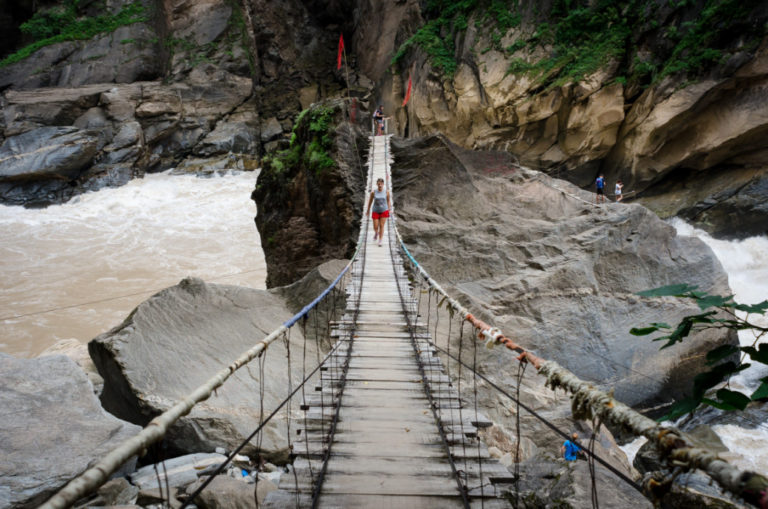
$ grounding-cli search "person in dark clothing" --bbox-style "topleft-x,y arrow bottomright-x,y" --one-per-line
595,174 -> 606,204
373,105 -> 386,135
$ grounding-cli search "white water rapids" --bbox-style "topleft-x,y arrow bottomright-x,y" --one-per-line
621,219 -> 768,475
1,174 -> 766,475
0,170 -> 265,357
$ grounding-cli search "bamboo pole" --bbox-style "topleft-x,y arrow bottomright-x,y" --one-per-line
40,326 -> 287,509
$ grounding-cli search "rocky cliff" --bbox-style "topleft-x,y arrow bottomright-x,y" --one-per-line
377,0 -> 768,239
2,0 -> 766,237
252,100 -> 368,287
0,0 -> 353,206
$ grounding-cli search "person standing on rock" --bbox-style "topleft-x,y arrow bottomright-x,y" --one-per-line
561,432 -> 583,461
595,174 -> 606,204
366,178 -> 391,247
615,180 -> 624,202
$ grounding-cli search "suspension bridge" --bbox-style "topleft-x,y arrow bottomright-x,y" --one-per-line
41,126 -> 768,509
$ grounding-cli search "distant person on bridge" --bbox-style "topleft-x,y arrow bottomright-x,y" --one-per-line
373,105 -> 387,136
561,433 -> 583,461
595,174 -> 606,204
615,180 -> 624,202
366,178 -> 391,247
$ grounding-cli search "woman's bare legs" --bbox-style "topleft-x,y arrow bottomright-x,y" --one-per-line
372,218 -> 381,240
378,217 -> 387,245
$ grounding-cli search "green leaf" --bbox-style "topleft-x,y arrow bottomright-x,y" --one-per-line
630,326 -> 659,336
695,294 -> 734,310
636,284 -> 698,298
741,344 -> 768,364
659,397 -> 699,421
714,389 -> 751,410
751,381 -> 768,401
734,300 -> 768,314
702,397 -> 742,411
705,345 -> 740,365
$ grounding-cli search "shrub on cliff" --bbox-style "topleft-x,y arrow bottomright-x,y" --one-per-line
0,0 -> 147,68
260,104 -> 338,181
392,0 -> 767,89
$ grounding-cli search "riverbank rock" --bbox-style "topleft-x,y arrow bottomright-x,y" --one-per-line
130,452 -> 227,490
0,354 -> 140,509
38,338 -> 104,395
514,455 -> 651,509
0,68 -> 254,206
392,134 -> 735,408
89,260 -> 347,460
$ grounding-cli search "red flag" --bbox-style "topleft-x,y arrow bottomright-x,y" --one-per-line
337,34 -> 344,70
402,75 -> 412,106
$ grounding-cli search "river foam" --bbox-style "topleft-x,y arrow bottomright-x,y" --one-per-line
0,171 -> 265,357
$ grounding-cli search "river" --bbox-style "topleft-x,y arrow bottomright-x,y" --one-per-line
0,170 -> 265,357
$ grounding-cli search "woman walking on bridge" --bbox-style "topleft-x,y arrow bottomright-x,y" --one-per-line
366,178 -> 391,247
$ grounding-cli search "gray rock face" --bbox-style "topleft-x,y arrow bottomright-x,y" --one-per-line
130,452 -> 227,490
38,338 -> 104,396
515,456 -> 652,509
186,475 -> 266,508
0,68 -> 253,206
0,354 -> 140,509
195,120 -> 259,157
0,19 -> 161,91
260,117 -> 283,143
89,262 -> 346,459
0,126 -> 100,181
391,135 -> 735,408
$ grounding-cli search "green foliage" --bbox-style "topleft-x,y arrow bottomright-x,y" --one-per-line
633,284 -> 768,420
1,1 -> 147,68
393,19 -> 458,76
395,0 -> 767,90
393,0 -> 523,76
262,105 -> 339,179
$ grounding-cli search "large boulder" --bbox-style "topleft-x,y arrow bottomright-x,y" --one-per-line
391,134 -> 735,408
89,261 -> 347,460
0,126 -> 101,181
0,354 -> 140,509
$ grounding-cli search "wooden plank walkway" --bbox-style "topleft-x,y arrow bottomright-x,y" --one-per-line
264,136 -> 513,508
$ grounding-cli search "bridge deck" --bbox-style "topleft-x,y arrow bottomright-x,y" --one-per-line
265,136 -> 511,508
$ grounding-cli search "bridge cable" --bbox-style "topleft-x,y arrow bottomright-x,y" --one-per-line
589,416 -> 602,509
513,361 -> 527,508
423,336 -> 645,494
386,150 -> 472,508
180,328 -> 349,508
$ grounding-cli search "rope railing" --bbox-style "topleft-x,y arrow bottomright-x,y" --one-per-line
390,216 -> 768,507
40,255 -> 359,508
41,103 -> 373,509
